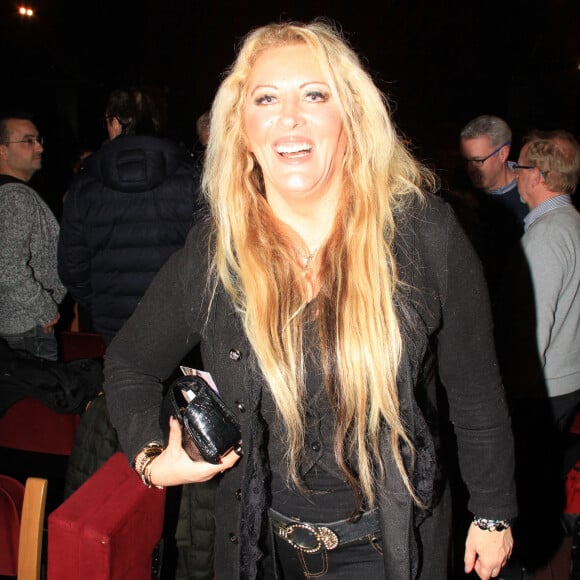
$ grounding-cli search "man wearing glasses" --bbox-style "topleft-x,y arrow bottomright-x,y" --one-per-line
459,115 -> 529,301
498,131 -> 580,573
0,114 -> 65,360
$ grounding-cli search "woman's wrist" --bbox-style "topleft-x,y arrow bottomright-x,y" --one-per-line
133,441 -> 165,489
472,516 -> 512,532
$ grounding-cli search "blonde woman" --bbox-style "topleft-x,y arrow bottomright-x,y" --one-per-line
104,20 -> 516,580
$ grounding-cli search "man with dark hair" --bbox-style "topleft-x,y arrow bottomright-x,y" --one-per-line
0,114 -> 66,360
58,87 -> 203,345
104,87 -> 163,140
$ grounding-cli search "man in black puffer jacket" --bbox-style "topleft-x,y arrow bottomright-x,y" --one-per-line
59,88 -> 214,579
58,87 -> 204,344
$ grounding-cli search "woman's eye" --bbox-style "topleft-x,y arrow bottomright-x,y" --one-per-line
255,94 -> 276,105
306,90 -> 329,102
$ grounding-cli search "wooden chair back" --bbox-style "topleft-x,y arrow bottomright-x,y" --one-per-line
0,475 -> 48,580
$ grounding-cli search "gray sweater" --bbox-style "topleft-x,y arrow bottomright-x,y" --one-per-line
0,181 -> 65,334
520,204 -> 580,397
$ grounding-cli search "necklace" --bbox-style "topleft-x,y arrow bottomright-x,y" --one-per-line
297,247 -> 319,270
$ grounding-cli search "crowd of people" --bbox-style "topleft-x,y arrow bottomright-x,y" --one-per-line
1,18 -> 579,580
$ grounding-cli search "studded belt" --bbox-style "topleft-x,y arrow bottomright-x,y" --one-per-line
269,507 -> 380,554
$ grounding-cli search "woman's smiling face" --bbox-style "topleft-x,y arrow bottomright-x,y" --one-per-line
243,43 -> 346,206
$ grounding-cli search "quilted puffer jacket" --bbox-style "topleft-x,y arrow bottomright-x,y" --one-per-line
58,134 -> 204,343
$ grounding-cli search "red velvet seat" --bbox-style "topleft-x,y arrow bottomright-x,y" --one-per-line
0,397 -> 81,455
48,451 -> 166,580
60,331 -> 106,362
0,475 -> 25,575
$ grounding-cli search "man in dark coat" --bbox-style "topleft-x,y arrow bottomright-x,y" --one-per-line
59,88 -> 212,579
58,87 -> 204,344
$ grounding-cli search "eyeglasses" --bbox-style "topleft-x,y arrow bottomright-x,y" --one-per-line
513,164 -> 547,179
0,136 -> 43,146
101,115 -> 116,129
464,141 -> 510,167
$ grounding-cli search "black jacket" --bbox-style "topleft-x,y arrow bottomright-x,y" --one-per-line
0,338 -> 102,416
104,194 -> 517,580
58,135 -> 203,342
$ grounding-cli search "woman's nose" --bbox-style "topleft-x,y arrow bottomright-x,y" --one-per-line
277,99 -> 304,129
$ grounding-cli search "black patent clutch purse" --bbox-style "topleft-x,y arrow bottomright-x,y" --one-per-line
160,374 -> 242,464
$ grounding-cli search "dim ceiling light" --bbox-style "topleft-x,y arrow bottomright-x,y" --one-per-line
18,6 -> 34,16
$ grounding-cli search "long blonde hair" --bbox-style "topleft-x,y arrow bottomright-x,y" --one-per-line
203,20 -> 435,508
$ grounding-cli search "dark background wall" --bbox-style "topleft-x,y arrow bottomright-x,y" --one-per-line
1,0 -> 578,211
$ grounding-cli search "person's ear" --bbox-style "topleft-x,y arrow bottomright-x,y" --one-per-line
534,168 -> 546,186
112,117 -> 123,135
108,117 -> 123,139
499,145 -> 510,162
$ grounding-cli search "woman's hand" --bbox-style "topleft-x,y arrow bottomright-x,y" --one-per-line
464,523 -> 514,580
149,417 -> 241,486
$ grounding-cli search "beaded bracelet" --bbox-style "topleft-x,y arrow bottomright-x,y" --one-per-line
472,516 -> 512,532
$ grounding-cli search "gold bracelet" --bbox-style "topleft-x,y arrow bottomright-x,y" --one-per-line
143,455 -> 161,488
133,441 -> 164,470
139,451 -> 164,489
133,442 -> 165,489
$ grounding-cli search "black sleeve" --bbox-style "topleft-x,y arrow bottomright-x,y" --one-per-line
435,203 -> 517,519
103,226 -> 209,462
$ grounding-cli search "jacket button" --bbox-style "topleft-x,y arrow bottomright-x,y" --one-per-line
229,533 -> 239,544
311,442 -> 321,452
235,401 -> 246,412
229,349 -> 242,361
235,489 -> 242,501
